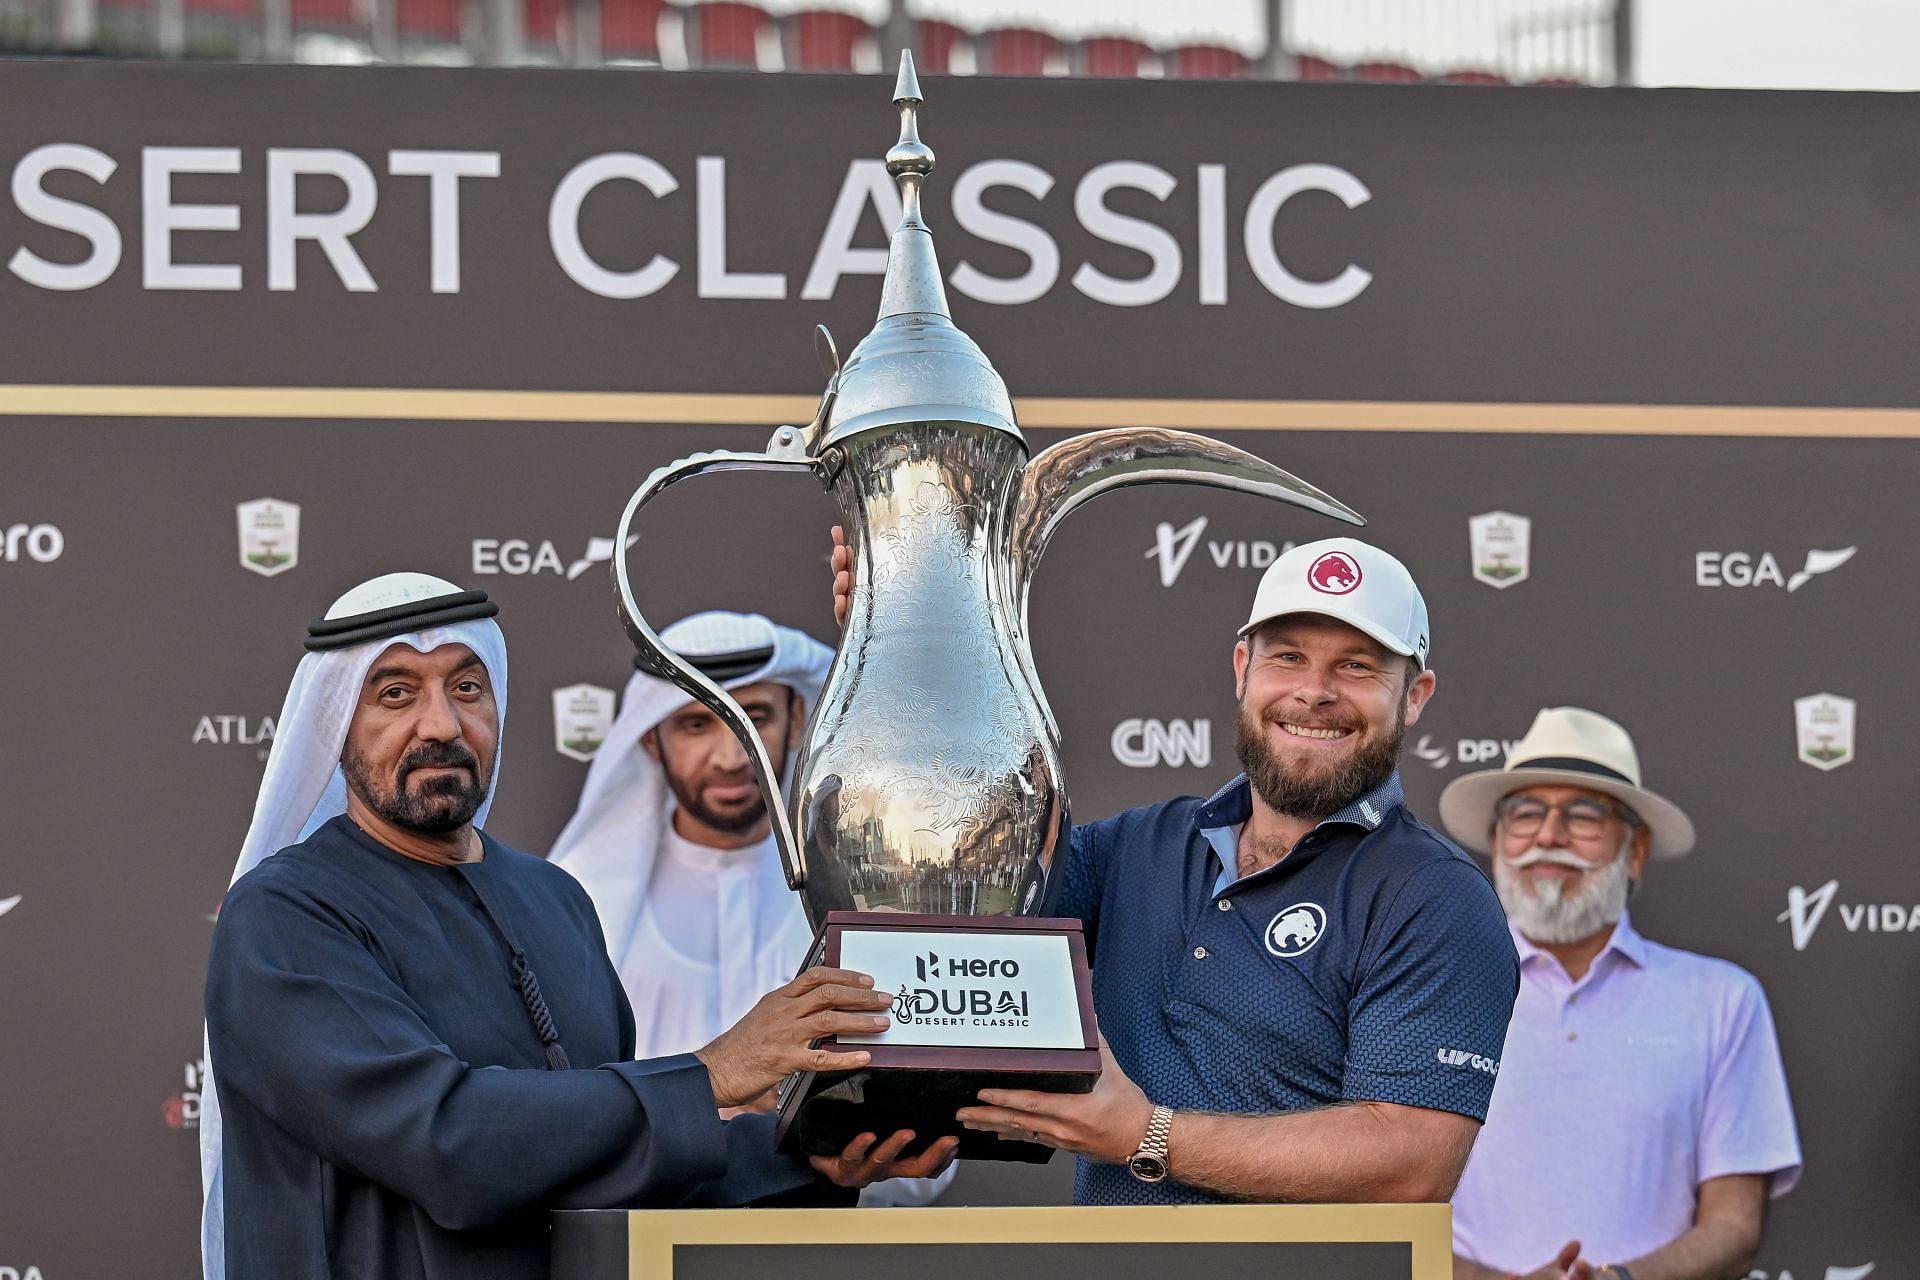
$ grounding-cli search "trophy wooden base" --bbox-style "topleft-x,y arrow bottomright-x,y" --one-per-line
772,912 -> 1100,1164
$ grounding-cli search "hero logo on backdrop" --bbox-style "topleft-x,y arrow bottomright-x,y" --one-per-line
1469,512 -> 1530,589
1145,517 -> 1294,588
1265,903 -> 1327,958
0,522 -> 63,564
163,1055 -> 209,1131
7,145 -> 1373,309
1777,881 -> 1920,951
1696,547 -> 1855,592
1411,734 -> 1522,771
472,535 -> 635,580
1794,693 -> 1855,771
552,684 -> 616,762
236,498 -> 299,577
1307,551 -> 1361,595
1111,718 -> 1211,769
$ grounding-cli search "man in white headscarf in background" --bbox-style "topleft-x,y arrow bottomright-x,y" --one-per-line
552,611 -> 954,1207
202,577 -> 946,1280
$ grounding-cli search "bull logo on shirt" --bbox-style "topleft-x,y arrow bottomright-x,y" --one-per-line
1264,902 -> 1327,958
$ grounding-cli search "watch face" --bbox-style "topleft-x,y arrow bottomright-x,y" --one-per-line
1128,1154 -> 1169,1183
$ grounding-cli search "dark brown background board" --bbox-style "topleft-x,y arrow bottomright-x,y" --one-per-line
0,61 -> 1909,1280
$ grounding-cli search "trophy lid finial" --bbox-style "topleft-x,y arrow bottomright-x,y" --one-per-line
822,48 -> 1017,449
875,49 -> 948,320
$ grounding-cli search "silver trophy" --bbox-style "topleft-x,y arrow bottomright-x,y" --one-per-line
613,53 -> 1362,1158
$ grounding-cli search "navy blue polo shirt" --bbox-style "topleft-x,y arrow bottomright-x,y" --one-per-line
1056,771 -> 1519,1206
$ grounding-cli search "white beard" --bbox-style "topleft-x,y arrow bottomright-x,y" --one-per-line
1494,840 -> 1633,945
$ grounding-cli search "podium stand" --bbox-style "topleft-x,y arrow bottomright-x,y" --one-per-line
551,1204 -> 1450,1280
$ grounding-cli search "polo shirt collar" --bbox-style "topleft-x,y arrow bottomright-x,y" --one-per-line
1510,907 -> 1648,969
1193,771 -> 1405,836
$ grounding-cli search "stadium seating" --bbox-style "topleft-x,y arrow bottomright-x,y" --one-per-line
1295,53 -> 1342,80
600,0 -> 663,59
396,0 -> 461,42
1078,35 -> 1154,78
686,0 -> 769,68
1168,44 -> 1249,78
787,8 -> 872,72
979,25 -> 1063,76
1353,60 -> 1422,81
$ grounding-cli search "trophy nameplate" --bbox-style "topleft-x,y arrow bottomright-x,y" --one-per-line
772,913 -> 1099,1163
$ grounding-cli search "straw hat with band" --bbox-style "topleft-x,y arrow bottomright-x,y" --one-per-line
1438,706 -> 1696,860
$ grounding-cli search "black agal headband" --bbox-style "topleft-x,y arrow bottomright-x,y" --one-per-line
634,643 -> 776,683
305,589 -> 499,653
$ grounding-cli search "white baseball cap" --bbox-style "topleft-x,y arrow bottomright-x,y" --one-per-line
1238,537 -> 1431,669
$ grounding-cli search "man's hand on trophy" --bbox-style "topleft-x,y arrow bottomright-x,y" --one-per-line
694,966 -> 891,1109
830,525 -> 852,628
956,1036 -> 1155,1163
809,1130 -> 963,1189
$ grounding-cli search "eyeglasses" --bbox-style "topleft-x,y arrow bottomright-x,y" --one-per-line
1494,795 -> 1638,841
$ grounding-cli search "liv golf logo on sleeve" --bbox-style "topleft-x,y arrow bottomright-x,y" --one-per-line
237,498 -> 300,576
1794,693 -> 1855,771
1469,512 -> 1530,588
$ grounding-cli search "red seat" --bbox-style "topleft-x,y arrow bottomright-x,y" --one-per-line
291,0 -> 354,27
1439,68 -> 1505,84
914,18 -> 967,73
788,9 -> 868,71
688,0 -> 770,67
1295,53 -> 1342,80
184,0 -> 254,18
1169,43 -> 1248,78
395,0 -> 459,39
981,25 -> 1060,76
523,0 -> 565,46
1079,35 -> 1152,77
600,0 -> 663,56
1353,60 -> 1422,82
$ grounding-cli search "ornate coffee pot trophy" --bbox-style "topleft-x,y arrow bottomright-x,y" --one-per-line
613,53 -> 1363,1161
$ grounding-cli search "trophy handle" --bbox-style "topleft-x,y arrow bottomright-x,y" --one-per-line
612,435 -> 822,890
1006,428 -> 1366,641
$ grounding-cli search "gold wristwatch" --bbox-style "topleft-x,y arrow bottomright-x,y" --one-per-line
1127,1105 -> 1174,1182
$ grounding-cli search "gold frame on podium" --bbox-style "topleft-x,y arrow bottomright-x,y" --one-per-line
612,1204 -> 1450,1280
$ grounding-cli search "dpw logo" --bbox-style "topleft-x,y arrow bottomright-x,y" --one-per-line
0,1266 -> 48,1279
1111,718 -> 1211,768
1436,1047 -> 1498,1076
1145,517 -> 1294,587
0,522 -> 64,564
1411,734 -> 1520,770
1696,547 -> 1855,592
1778,881 -> 1920,951
163,1055 -> 209,1131
1265,902 -> 1327,958
472,535 -> 637,580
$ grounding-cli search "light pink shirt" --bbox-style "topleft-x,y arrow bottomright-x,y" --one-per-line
1451,911 -> 1801,1271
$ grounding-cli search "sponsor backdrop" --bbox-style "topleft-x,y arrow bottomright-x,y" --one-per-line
0,61 -> 1912,1280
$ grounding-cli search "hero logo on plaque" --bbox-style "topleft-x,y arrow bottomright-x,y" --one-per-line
839,929 -> 1084,1050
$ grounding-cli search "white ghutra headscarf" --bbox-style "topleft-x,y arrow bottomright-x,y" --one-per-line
199,572 -> 509,1280
549,611 -> 832,1011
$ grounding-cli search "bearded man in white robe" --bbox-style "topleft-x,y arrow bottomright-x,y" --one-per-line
552,611 -> 955,1206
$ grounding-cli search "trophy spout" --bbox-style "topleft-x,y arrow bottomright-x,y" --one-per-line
1006,427 -> 1365,640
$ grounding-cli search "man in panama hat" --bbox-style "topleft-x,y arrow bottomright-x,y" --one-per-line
1442,707 -> 1801,1280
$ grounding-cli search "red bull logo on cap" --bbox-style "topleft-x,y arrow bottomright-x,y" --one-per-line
1308,551 -> 1363,595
